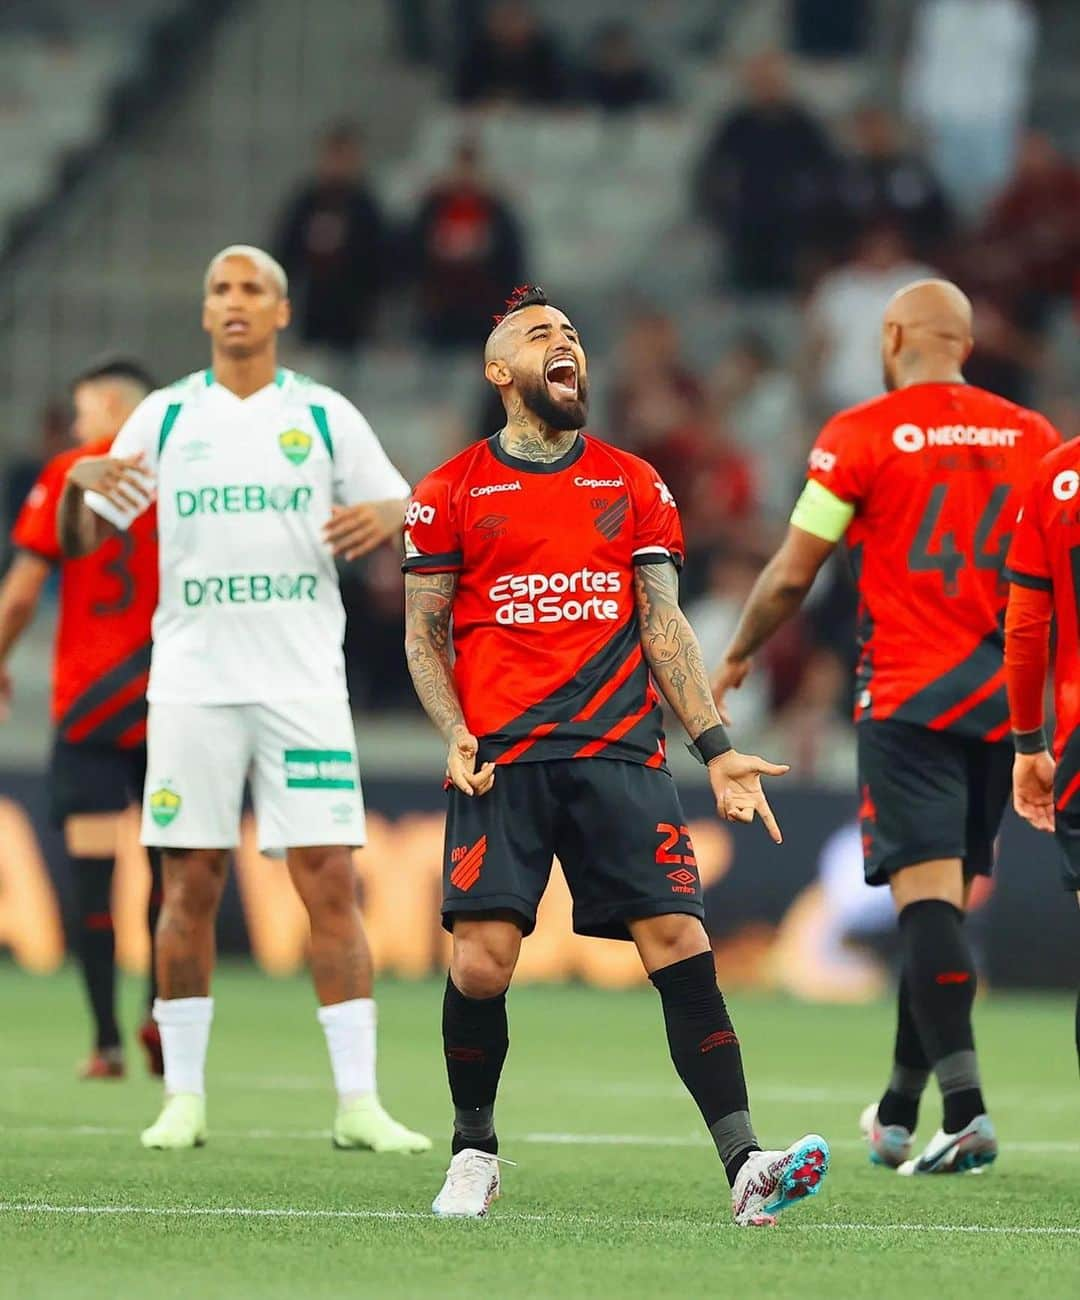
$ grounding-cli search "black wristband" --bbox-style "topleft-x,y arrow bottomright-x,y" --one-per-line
687,723 -> 733,765
1013,727 -> 1048,755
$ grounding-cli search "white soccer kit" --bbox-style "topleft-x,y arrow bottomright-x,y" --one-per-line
86,367 -> 409,853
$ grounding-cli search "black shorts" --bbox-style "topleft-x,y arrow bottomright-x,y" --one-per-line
1053,778 -> 1080,893
49,738 -> 147,828
857,719 -> 1012,887
442,758 -> 705,941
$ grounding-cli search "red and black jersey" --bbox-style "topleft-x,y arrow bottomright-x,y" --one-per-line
403,433 -> 684,767
1006,441 -> 1080,802
806,383 -> 1060,739
11,435 -> 158,747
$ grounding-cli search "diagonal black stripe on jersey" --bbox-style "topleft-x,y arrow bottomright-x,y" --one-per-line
57,641 -> 152,735
480,616 -> 643,759
66,695 -> 148,746
594,494 -> 629,541
888,629 -> 1004,733
953,685 -> 1009,737
1054,730 -> 1080,809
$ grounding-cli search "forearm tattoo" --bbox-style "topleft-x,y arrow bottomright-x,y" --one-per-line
634,561 -> 721,739
404,572 -> 467,741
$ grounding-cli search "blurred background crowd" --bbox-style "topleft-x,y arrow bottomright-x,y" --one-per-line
0,0 -> 1077,783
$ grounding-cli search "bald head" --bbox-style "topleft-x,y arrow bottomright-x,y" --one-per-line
881,279 -> 973,391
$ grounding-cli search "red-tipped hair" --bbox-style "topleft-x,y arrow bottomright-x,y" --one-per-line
492,283 -> 548,325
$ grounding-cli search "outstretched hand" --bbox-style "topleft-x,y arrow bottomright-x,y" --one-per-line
67,454 -> 152,513
707,747 -> 789,844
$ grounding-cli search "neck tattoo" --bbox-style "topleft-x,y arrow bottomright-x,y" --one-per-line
499,425 -> 579,464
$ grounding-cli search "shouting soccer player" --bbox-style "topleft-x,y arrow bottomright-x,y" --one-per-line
404,286 -> 829,1226
1003,440 -> 1080,1078
713,279 -> 1061,1174
0,359 -> 163,1079
58,245 -> 429,1155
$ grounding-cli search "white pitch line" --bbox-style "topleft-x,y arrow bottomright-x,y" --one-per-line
2,1202 -> 1080,1238
4,1123 -> 1080,1156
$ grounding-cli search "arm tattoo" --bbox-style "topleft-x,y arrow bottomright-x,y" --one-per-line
404,572 -> 467,741
634,561 -> 721,739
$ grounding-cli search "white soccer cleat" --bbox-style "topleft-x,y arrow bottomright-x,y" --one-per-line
139,1093 -> 207,1150
731,1134 -> 830,1227
432,1148 -> 505,1218
859,1102 -> 914,1169
897,1114 -> 997,1175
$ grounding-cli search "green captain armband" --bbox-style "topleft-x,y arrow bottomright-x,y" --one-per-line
790,478 -> 855,543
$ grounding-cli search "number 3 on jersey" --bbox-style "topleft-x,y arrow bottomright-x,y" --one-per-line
908,483 -> 1012,596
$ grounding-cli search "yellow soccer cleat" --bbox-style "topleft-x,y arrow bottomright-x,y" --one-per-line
332,1096 -> 432,1154
140,1094 -> 207,1150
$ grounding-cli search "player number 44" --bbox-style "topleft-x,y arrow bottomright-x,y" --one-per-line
907,483 -> 1012,596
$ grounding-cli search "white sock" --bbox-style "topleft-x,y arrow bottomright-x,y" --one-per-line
153,996 -> 213,1097
317,998 -> 376,1103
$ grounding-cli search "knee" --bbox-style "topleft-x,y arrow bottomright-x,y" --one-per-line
451,944 -> 515,999
633,914 -> 710,973
291,848 -> 358,924
163,851 -> 226,921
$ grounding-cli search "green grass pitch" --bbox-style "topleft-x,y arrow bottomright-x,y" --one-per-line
2,965 -> 1078,1299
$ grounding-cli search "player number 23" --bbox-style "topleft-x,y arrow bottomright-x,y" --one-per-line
655,823 -> 696,867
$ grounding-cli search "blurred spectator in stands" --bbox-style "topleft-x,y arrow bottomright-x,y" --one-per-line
827,104 -> 954,262
710,332 -> 808,526
963,293 -> 1044,406
579,21 -> 668,113
694,50 -> 835,293
902,0 -> 1038,220
453,1 -> 567,106
970,131 -> 1080,317
408,140 -> 526,351
804,224 -> 934,414
791,0 -> 871,59
274,123 -> 384,361
608,308 -> 705,503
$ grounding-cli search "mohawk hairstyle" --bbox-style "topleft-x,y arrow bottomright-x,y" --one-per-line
493,284 -> 548,326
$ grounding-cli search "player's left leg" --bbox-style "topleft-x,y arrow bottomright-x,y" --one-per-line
555,759 -> 829,1226
285,844 -> 430,1153
66,814 -> 123,1078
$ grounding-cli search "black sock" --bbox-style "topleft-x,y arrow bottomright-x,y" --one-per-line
650,951 -> 759,1186
146,848 -> 163,1010
1075,990 -> 1079,1080
899,899 -> 985,1132
74,856 -> 120,1051
443,975 -> 508,1155
877,975 -> 931,1131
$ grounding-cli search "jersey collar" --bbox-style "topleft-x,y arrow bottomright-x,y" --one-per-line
486,431 -> 586,475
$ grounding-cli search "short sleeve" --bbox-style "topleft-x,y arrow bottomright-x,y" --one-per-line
401,473 -> 463,574
10,458 -> 66,563
804,414 -> 874,507
84,394 -> 161,531
1005,477 -> 1052,592
324,395 -> 410,505
629,463 -> 685,569
1027,410 -> 1064,459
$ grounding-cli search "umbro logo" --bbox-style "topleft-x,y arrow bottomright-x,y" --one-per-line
474,513 -> 509,539
594,493 -> 628,541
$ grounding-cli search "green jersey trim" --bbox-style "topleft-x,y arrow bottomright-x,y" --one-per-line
158,403 -> 183,457
310,405 -> 333,461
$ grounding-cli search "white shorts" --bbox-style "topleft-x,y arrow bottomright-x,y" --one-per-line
141,699 -> 366,855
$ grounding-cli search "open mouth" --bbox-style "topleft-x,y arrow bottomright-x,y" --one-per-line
545,354 -> 578,400
224,319 -> 249,335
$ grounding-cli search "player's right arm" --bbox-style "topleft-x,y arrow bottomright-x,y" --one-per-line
1004,475 -> 1056,833
713,420 -> 868,720
402,471 -> 493,798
